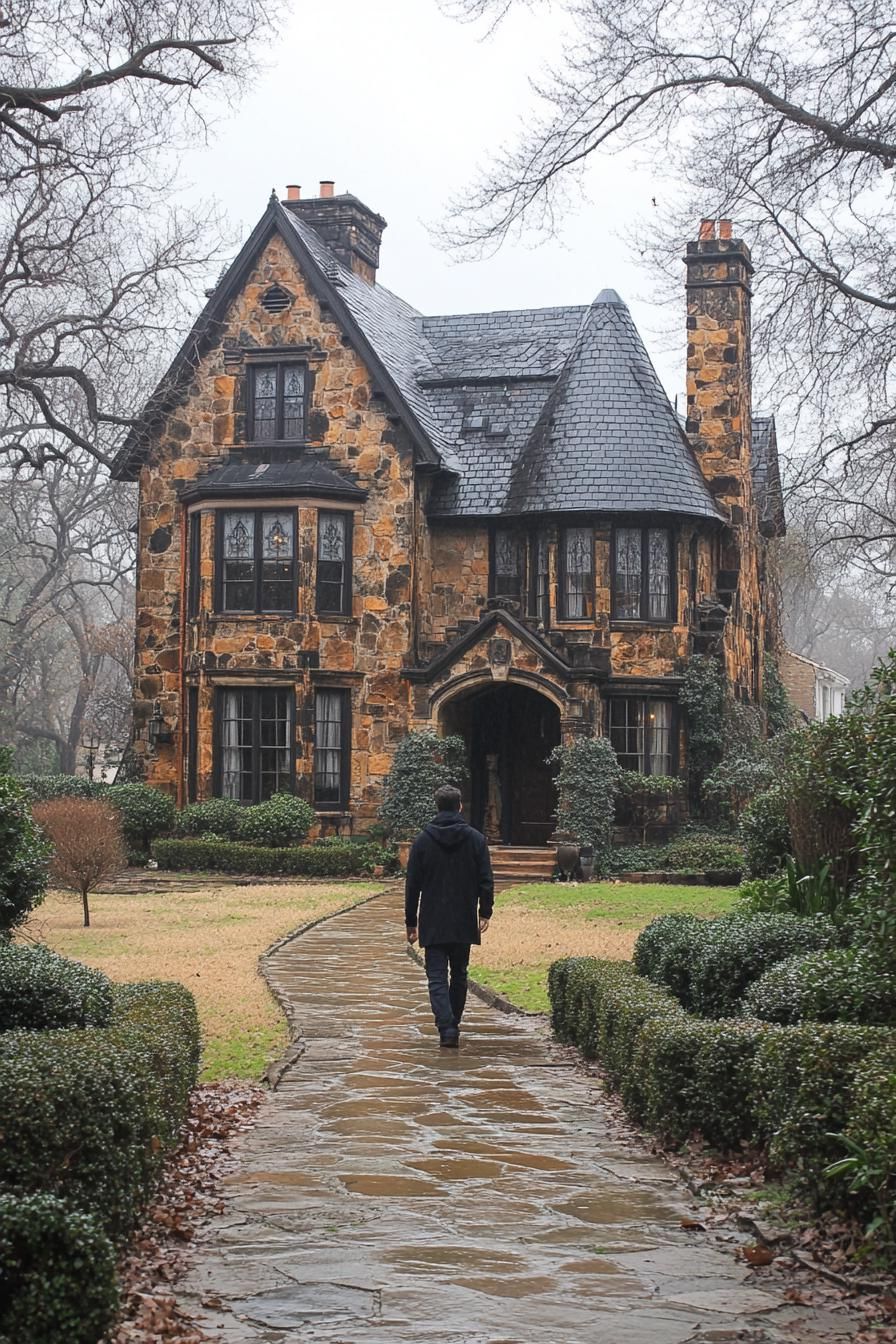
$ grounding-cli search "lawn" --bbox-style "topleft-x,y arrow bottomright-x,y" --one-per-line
29,879 -> 381,1080
470,880 -> 736,1012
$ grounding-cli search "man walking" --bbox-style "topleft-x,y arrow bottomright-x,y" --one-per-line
405,784 -> 494,1048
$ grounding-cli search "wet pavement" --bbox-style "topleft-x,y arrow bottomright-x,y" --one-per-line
177,888 -> 858,1343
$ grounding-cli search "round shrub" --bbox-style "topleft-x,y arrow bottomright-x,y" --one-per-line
106,782 -> 176,853
633,913 -> 705,1008
176,797 -> 243,839
236,792 -> 315,847
0,1192 -> 118,1344
689,911 -> 837,1019
0,944 -> 113,1031
739,786 -> 792,877
659,833 -> 743,876
0,775 -> 49,937
744,947 -> 896,1026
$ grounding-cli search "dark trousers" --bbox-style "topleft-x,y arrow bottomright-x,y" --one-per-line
424,942 -> 471,1033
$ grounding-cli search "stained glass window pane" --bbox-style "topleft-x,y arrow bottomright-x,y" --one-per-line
648,700 -> 672,775
494,530 -> 522,600
647,529 -> 671,620
222,512 -> 256,611
252,366 -> 277,441
615,527 -> 642,619
317,513 -> 348,614
314,691 -> 345,805
262,514 -> 294,560
282,366 -> 305,440
564,527 -> 593,619
536,531 -> 550,624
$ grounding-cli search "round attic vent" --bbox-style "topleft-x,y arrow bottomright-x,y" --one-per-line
260,284 -> 292,314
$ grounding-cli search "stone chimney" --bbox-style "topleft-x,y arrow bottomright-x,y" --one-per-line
282,181 -> 387,284
684,218 -> 754,522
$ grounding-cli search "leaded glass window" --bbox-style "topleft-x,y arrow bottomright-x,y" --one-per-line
530,530 -> 550,625
613,526 -> 673,621
218,509 -> 295,613
316,512 -> 352,616
608,698 -> 674,775
218,687 -> 294,802
314,689 -> 350,808
561,526 -> 593,619
249,364 -> 306,441
493,529 -> 522,602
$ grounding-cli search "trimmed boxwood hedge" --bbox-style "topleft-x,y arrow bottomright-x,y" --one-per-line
0,1192 -> 118,1344
153,836 -> 398,877
0,980 -> 200,1241
0,942 -> 113,1030
549,955 -> 896,1235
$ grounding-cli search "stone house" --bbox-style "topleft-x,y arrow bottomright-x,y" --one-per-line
113,186 -> 784,847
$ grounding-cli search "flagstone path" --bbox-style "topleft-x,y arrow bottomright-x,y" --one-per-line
177,888 -> 859,1343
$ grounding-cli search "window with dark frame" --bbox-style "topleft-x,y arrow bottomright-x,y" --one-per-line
249,363 -> 306,442
187,685 -> 199,802
560,526 -> 594,620
529,530 -> 550,625
612,526 -> 673,621
316,511 -> 352,617
217,509 -> 296,614
217,686 -> 294,803
492,529 -> 523,603
314,688 -> 350,809
187,512 -> 201,619
608,698 -> 674,775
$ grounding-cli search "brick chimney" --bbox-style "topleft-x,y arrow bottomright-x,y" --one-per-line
684,218 -> 754,520
282,181 -> 387,284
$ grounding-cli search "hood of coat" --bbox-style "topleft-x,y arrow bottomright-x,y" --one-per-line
423,811 -> 470,850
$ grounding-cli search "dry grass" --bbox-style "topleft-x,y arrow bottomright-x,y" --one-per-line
27,879 -> 380,1080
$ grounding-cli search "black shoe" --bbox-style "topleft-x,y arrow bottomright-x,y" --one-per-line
439,1029 -> 459,1048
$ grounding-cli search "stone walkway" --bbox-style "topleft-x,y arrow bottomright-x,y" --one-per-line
177,889 -> 858,1343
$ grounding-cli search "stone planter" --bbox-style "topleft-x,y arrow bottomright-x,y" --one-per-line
397,839 -> 412,870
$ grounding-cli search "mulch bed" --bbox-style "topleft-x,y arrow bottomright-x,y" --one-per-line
109,1081 -> 264,1344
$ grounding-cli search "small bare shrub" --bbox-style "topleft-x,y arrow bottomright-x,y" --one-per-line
33,799 -> 126,927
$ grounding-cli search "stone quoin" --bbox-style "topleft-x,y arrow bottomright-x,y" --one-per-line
113,191 -> 784,842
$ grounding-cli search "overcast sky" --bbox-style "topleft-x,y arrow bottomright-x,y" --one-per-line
183,0 -> 686,398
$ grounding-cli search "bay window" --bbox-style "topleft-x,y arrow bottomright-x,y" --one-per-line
216,509 -> 296,614
316,511 -> 352,617
613,526 -> 673,621
560,526 -> 594,620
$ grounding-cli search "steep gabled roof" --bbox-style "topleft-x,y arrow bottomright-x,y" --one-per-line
752,415 -> 786,537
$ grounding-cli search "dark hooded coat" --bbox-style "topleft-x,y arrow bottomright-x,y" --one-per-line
404,811 -> 494,947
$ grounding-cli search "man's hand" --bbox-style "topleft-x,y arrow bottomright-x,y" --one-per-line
479,918 -> 490,934
406,926 -> 418,945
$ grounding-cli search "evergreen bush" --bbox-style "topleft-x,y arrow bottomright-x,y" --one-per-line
743,947 -> 896,1026
0,1192 -> 118,1344
680,655 -> 727,796
379,730 -> 468,838
236,793 -> 315,847
688,911 -> 836,1018
0,774 -> 49,937
632,912 -> 706,1007
549,735 -> 621,874
153,836 -> 397,877
175,797 -> 243,839
0,943 -> 113,1031
739,785 -> 792,876
106,782 -> 176,854
14,774 -> 98,801
763,653 -> 797,736
617,772 -> 684,843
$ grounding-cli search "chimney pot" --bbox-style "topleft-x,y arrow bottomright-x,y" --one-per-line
319,180 -> 335,199
719,218 -> 732,240
699,218 -> 716,241
286,184 -> 301,202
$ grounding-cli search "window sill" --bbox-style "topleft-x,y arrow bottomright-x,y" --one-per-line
316,613 -> 357,625
209,611 -> 299,621
609,619 -> 677,630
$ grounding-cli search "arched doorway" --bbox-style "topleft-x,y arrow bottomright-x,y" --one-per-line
440,682 -> 561,846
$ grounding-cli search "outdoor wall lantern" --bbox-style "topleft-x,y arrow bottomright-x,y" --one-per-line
148,700 -> 174,749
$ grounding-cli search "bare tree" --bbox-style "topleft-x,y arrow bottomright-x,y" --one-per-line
0,0 -> 276,468
443,0 -> 896,577
34,798 -> 126,926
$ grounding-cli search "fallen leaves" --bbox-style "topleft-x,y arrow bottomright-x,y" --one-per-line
741,1244 -> 776,1266
109,1080 -> 263,1344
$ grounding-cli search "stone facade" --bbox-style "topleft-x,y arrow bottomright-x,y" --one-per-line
118,191 -> 781,838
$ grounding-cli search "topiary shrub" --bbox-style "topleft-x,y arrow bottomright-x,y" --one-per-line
688,911 -> 837,1019
175,797 -> 243,839
739,785 -> 792,876
549,735 -> 621,875
0,1192 -> 118,1344
236,793 -> 316,847
153,836 -> 397,877
379,730 -> 469,838
0,944 -> 113,1031
0,774 -> 49,938
33,797 -> 126,927
633,913 -> 705,1008
743,947 -> 896,1026
106,782 -> 176,854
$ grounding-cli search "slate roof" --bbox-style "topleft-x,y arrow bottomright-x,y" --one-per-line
752,415 -> 786,536
180,456 -> 366,502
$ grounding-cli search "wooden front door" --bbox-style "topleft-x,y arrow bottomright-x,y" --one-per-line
468,685 -> 559,845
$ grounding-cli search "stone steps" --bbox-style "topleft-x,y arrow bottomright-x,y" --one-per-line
491,845 -> 556,882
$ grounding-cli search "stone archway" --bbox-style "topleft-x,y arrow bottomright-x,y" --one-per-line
439,681 -> 561,846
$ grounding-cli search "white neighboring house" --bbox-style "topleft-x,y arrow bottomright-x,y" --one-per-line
780,650 -> 850,723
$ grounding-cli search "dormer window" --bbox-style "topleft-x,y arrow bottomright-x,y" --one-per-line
249,364 -> 305,442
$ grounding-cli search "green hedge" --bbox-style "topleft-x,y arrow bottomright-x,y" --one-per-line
0,980 -> 200,1242
153,836 -> 398,877
549,955 -> 896,1241
0,943 -> 113,1031
0,1192 -> 118,1344
744,947 -> 896,1026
